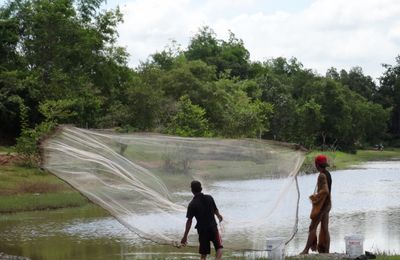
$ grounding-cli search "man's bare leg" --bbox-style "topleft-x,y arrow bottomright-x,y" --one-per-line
318,212 -> 330,253
200,254 -> 207,260
216,248 -> 223,260
300,218 -> 319,254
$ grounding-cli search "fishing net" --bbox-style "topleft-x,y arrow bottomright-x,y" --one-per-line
40,125 -> 305,250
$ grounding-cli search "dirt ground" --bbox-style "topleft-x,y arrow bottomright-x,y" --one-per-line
0,154 -> 22,165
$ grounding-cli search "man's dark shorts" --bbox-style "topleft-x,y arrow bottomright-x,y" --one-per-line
197,226 -> 223,255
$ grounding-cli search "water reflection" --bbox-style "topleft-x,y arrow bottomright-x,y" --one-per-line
0,161 -> 399,259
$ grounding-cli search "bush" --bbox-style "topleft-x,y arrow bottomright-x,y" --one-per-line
14,121 -> 56,166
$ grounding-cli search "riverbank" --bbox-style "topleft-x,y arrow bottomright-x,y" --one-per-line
302,148 -> 400,173
0,152 -> 89,213
1,147 -> 400,213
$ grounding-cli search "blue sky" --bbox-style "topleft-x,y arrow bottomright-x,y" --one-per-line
2,0 -> 400,79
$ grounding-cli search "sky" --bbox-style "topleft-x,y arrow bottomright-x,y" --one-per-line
2,0 -> 400,80
101,0 -> 400,80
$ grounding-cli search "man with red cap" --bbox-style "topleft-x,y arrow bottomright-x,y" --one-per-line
301,154 -> 332,254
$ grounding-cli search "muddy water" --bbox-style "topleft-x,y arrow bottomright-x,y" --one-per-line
0,161 -> 399,259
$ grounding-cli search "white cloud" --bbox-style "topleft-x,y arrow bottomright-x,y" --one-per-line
114,0 -> 400,79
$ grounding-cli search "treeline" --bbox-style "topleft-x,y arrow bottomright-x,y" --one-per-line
1,0 -> 400,152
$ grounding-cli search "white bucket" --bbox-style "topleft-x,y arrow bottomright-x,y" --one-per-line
266,237 -> 285,260
345,234 -> 364,257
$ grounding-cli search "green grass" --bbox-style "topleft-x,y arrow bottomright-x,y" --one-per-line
0,164 -> 68,193
302,148 -> 400,173
376,256 -> 399,260
0,192 -> 88,213
0,145 -> 14,154
0,158 -> 90,212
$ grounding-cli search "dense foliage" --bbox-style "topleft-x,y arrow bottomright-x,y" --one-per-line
0,0 -> 398,151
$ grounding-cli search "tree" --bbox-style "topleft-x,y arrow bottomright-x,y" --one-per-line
326,67 -> 340,81
150,40 -> 183,71
167,95 -> 211,137
185,27 -> 250,79
0,70 -> 27,140
218,31 -> 251,78
257,72 -> 296,141
308,79 -> 388,150
376,56 -> 400,139
0,0 -> 130,138
349,96 -> 389,144
157,59 -> 216,105
340,67 -> 377,101
315,79 -> 353,149
206,78 -> 273,138
125,81 -> 165,130
0,8 -> 27,140
294,99 -> 324,149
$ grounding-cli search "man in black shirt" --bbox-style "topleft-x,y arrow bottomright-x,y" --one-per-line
181,180 -> 223,260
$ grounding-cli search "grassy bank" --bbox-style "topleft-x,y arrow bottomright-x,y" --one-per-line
0,156 -> 89,213
302,148 -> 400,173
0,146 -> 15,153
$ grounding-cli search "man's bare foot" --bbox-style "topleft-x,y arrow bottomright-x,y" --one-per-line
311,244 -> 317,251
300,250 -> 309,255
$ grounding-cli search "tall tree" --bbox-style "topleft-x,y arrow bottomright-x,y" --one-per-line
257,72 -> 296,141
0,0 -> 130,137
185,27 -> 250,79
0,5 -> 27,139
293,99 -> 324,149
340,67 -> 377,101
377,56 -> 400,138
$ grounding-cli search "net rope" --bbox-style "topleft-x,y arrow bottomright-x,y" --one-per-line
40,125 -> 305,250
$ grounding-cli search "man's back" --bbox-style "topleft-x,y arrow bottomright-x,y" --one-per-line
187,193 -> 218,230
181,181 -> 223,259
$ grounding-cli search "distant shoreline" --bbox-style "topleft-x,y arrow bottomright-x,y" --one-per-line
301,148 -> 400,174
1,147 -> 400,214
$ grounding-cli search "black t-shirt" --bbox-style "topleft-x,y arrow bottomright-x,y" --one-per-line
186,193 -> 218,230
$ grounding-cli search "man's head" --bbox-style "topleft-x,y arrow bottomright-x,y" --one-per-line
191,180 -> 202,194
315,154 -> 329,169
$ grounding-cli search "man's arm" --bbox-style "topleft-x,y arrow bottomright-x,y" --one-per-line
210,196 -> 223,222
309,174 -> 329,204
215,208 -> 223,222
180,217 -> 192,245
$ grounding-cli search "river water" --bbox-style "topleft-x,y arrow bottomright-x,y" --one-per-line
0,161 -> 399,259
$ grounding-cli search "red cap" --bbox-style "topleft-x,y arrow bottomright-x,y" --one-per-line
315,154 -> 329,167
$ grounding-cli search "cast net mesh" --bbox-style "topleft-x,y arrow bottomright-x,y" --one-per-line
40,125 -> 305,250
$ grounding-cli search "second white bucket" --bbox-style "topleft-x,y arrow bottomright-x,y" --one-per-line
344,234 -> 364,257
266,237 -> 285,260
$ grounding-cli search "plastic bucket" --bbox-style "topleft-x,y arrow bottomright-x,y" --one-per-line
266,237 -> 285,260
344,234 -> 364,257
